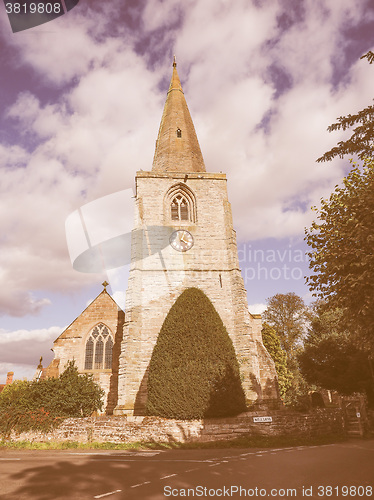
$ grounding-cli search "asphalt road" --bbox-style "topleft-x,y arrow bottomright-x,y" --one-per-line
0,440 -> 373,499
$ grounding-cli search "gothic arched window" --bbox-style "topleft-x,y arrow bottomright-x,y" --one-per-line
171,194 -> 190,221
166,184 -> 196,223
84,323 -> 113,370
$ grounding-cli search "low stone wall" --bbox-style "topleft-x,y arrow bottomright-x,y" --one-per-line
12,408 -> 344,443
367,410 -> 374,432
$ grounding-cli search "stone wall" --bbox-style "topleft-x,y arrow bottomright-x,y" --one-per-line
13,409 -> 344,444
116,171 -> 278,415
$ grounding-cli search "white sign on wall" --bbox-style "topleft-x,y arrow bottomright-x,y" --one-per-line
253,416 -> 273,423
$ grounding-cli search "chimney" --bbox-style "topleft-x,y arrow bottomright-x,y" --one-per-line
6,372 -> 14,385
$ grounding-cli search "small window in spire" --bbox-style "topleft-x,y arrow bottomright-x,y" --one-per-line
176,128 -> 182,138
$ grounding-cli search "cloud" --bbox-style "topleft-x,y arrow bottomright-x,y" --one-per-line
0,143 -> 29,168
248,303 -> 267,315
158,0 -> 374,240
0,363 -> 36,384
0,7 -> 163,316
0,326 -> 62,382
0,326 -> 62,345
0,140 -> 100,315
1,1 -> 128,86
0,0 -> 373,319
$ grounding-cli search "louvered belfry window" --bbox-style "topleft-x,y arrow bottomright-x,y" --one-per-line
171,194 -> 190,221
84,323 -> 113,370
167,183 -> 196,223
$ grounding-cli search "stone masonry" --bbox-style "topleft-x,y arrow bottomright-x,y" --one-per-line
48,289 -> 125,414
13,409 -> 345,444
114,62 -> 278,415
45,61 -> 278,418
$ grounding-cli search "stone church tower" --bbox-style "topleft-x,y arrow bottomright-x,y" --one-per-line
114,61 -> 278,415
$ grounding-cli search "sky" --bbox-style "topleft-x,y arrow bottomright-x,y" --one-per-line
0,0 -> 373,383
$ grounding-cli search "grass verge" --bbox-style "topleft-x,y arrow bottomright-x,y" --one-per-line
0,433 -> 347,451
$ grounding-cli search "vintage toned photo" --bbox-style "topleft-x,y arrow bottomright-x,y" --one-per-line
0,0 -> 373,498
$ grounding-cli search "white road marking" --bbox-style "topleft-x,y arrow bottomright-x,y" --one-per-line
213,445 -> 320,463
69,452 -> 161,456
88,458 -> 211,463
131,481 -> 151,488
160,474 -> 177,479
93,489 -> 122,498
0,458 -> 21,461
129,452 -> 160,456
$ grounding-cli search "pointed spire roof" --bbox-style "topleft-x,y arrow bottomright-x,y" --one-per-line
152,59 -> 206,173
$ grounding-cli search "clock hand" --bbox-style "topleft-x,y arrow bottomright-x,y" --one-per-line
180,231 -> 188,244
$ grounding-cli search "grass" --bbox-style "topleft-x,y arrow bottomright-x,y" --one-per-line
0,433 -> 347,451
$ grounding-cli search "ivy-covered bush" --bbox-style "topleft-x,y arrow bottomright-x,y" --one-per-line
261,322 -> 293,399
146,287 -> 247,419
0,361 -> 104,440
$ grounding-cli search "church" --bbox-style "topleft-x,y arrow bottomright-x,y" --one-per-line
45,60 -> 278,415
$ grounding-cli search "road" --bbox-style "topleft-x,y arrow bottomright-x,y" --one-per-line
0,440 -> 373,499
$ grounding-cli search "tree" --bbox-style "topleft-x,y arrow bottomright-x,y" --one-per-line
317,51 -> 374,162
262,293 -> 310,359
46,360 -> 105,417
261,322 -> 293,399
146,287 -> 247,419
299,305 -> 374,407
0,380 -> 60,440
305,159 -> 374,351
263,293 -> 311,408
0,361 -> 104,440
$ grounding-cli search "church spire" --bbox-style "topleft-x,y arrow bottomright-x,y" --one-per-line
152,59 -> 206,173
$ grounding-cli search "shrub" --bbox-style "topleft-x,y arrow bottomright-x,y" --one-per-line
43,361 -> 104,417
261,322 -> 293,399
146,287 -> 247,419
0,381 -> 61,440
0,361 -> 104,440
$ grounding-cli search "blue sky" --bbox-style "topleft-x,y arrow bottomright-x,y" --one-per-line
0,0 -> 373,382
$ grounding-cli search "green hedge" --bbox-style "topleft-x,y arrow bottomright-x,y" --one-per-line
146,287 -> 247,419
0,361 -> 104,440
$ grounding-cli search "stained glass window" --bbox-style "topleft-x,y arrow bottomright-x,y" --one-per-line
105,337 -> 113,369
84,338 -> 94,370
84,323 -> 114,370
95,339 -> 104,369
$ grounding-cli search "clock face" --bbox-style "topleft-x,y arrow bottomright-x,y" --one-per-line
169,230 -> 194,252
